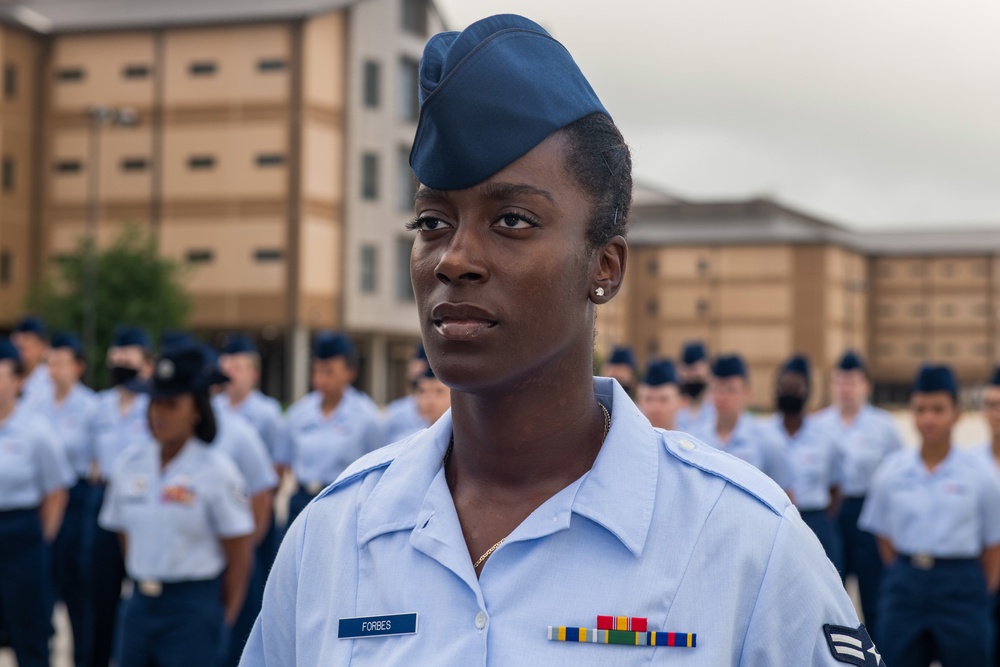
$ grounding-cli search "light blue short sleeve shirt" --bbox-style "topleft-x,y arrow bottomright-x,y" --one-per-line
813,404 -> 904,497
32,384 -> 100,479
383,395 -> 429,445
690,413 -> 794,491
240,379 -> 866,666
99,439 -> 255,581
93,388 -> 152,479
760,414 -> 841,511
214,412 -> 279,495
214,391 -> 287,465
0,407 -> 74,510
860,447 -> 1000,557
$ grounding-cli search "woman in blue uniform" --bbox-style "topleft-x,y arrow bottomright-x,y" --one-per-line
0,338 -> 72,667
99,344 -> 255,667
973,365 -> 1000,666
761,354 -> 843,572
860,364 -> 1000,666
242,15 -> 873,666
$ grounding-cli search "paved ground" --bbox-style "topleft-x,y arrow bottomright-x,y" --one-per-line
2,410 -> 987,666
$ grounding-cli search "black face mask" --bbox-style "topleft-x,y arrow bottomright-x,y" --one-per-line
776,394 -> 806,415
109,365 -> 139,387
681,381 -> 707,399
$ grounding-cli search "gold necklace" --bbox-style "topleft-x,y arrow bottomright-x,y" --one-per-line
455,402 -> 612,571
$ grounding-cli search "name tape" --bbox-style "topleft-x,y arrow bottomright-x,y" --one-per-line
338,613 -> 418,639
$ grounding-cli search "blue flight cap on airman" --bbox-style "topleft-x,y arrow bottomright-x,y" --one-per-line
681,341 -> 707,365
221,334 -> 257,356
50,332 -> 85,358
780,354 -> 811,382
313,332 -> 355,361
712,354 -> 748,379
607,345 -> 637,370
418,364 -> 437,381
642,359 -> 678,387
111,325 -> 151,351
0,338 -> 22,366
911,364 -> 957,399
836,350 -> 867,373
410,14 -> 610,190
13,315 -> 47,339
989,365 -> 1000,387
160,330 -> 197,353
134,344 -> 228,398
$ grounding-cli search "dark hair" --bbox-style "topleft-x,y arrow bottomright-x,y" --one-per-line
193,390 -> 218,443
560,113 -> 633,249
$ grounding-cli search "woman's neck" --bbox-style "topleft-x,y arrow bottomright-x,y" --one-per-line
0,400 -> 15,425
920,438 -> 951,471
320,389 -> 344,416
160,437 -> 189,468
54,382 -> 73,404
782,412 -> 804,436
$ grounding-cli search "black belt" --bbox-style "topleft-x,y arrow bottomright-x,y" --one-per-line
899,553 -> 978,570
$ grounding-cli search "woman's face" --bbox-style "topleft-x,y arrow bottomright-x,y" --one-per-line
410,132 -> 617,393
148,394 -> 199,447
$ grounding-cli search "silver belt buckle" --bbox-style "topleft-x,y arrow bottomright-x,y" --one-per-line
911,554 -> 935,570
138,580 -> 163,597
306,481 -> 324,495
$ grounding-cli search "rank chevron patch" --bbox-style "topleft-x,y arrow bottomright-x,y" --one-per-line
822,624 -> 881,666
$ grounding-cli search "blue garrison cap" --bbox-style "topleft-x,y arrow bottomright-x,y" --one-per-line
160,330 -> 196,352
990,365 -> 1000,387
712,354 -> 748,379
837,350 -> 867,373
607,345 -> 637,370
642,359 -> 678,387
681,341 -> 708,365
133,344 -> 228,398
410,14 -> 610,190
221,334 -> 257,356
0,338 -> 21,366
13,315 -> 47,338
780,354 -> 811,382
111,325 -> 151,351
313,332 -> 355,361
51,332 -> 84,358
912,364 -> 958,398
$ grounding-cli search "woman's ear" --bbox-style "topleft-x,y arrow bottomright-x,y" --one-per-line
590,235 -> 627,304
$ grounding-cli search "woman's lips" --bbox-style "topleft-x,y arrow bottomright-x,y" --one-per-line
434,318 -> 497,340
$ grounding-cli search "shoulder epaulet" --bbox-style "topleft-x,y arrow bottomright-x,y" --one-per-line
661,430 -> 791,516
315,434 -> 419,501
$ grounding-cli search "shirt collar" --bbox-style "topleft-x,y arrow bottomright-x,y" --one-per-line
356,377 -> 658,558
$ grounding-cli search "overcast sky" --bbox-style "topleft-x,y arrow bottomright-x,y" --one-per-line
433,0 -> 1000,230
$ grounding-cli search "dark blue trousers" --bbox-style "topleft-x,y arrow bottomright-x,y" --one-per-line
91,485 -> 127,667
0,508 -> 50,667
800,509 -> 845,575
54,480 -> 98,666
837,496 -> 884,640
120,578 -> 225,667
878,557 -> 991,667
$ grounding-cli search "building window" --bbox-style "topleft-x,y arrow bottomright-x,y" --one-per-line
254,249 -> 283,262
397,146 -> 416,211
910,263 -> 926,278
186,249 -> 214,263
54,160 -> 83,174
647,258 -> 658,276
401,0 -> 428,36
876,343 -> 894,357
696,299 -> 709,318
877,304 -> 894,317
908,304 -> 925,317
361,153 -> 379,200
3,64 -> 16,99
120,157 -> 149,172
256,154 -> 285,167
396,236 -> 414,301
646,298 -> 658,316
189,62 -> 217,76
907,342 -> 926,357
55,68 -> 85,82
940,343 -> 956,357
398,57 -> 420,122
123,64 -> 150,79
0,251 -> 11,285
257,58 -> 286,72
1,157 -> 13,192
361,244 -> 378,294
939,303 -> 955,317
940,263 -> 955,277
363,60 -> 380,108
188,155 -> 216,170
696,257 -> 709,276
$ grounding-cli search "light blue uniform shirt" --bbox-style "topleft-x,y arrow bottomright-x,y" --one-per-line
812,404 -> 904,498
690,413 -> 794,491
99,439 -> 255,582
760,414 -> 841,511
860,447 -> 1000,558
0,407 -> 74,510
19,363 -> 54,410
93,388 -> 152,480
213,391 -> 287,465
241,379 -> 864,666
382,395 -> 429,445
32,384 -> 100,480
284,390 -> 383,486
214,412 -> 279,495
676,398 -> 716,435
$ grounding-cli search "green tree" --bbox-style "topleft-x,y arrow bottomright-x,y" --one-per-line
27,225 -> 192,388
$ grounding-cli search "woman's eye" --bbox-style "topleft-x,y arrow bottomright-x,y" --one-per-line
407,216 -> 451,232
494,213 -> 537,230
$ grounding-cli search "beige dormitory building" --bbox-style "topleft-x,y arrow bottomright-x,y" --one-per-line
2,2 -> 998,406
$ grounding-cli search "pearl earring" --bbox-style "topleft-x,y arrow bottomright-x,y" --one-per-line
595,287 -> 605,297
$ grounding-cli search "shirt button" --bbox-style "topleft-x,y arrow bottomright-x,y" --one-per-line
475,611 -> 487,629
679,439 -> 696,451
